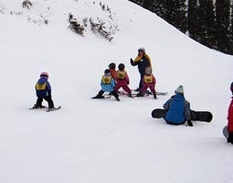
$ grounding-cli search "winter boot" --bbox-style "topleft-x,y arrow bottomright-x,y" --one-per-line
153,92 -> 157,99
136,92 -> 144,97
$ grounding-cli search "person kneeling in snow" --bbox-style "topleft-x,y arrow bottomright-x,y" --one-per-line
163,85 -> 193,126
92,69 -> 120,101
115,63 -> 132,97
136,67 -> 157,99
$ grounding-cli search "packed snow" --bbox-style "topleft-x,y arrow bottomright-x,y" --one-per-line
0,0 -> 233,183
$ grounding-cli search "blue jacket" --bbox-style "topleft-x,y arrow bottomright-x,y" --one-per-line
35,77 -> 52,97
163,93 -> 191,125
100,74 -> 116,92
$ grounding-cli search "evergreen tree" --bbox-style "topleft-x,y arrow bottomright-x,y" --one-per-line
215,0 -> 232,54
197,0 -> 216,48
161,0 -> 187,33
128,0 -> 233,55
188,0 -> 199,40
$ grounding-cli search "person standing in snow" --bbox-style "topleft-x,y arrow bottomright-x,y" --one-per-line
115,63 -> 132,97
130,47 -> 152,91
32,72 -> 55,109
92,69 -> 120,101
136,67 -> 157,99
227,88 -> 233,144
163,85 -> 193,126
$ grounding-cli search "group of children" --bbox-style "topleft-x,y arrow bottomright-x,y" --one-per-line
31,44 -> 233,145
92,62 -> 157,101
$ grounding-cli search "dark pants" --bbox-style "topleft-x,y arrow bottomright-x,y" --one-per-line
139,72 -> 144,89
96,90 -> 119,100
36,95 -> 54,108
228,133 -> 233,144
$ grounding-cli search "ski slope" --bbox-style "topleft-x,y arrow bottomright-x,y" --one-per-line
0,0 -> 233,183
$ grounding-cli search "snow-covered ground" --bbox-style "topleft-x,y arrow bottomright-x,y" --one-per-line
0,0 -> 233,182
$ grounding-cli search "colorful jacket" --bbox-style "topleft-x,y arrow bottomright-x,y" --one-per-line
116,70 -> 130,85
142,74 -> 156,85
100,73 -> 116,92
35,76 -> 51,97
110,69 -> 117,81
131,54 -> 152,75
163,94 -> 191,125
227,98 -> 233,132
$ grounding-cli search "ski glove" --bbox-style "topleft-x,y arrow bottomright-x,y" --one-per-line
130,58 -> 134,65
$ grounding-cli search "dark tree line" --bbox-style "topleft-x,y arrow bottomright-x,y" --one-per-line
128,0 -> 233,55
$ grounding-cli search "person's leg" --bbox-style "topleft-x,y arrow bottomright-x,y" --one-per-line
110,90 -> 120,101
122,85 -> 132,96
149,85 -> 157,99
139,72 -> 144,90
44,95 -> 54,109
35,97 -> 43,108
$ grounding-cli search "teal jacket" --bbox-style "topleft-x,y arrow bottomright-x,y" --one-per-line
163,93 -> 191,125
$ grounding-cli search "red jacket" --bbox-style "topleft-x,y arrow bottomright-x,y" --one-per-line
227,98 -> 233,132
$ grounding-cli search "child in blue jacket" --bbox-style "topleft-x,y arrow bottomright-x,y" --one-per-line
32,72 -> 55,109
163,85 -> 193,126
92,69 -> 120,101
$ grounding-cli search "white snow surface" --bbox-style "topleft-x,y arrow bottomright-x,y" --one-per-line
0,0 -> 233,183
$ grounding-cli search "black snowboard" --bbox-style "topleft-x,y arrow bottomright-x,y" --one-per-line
151,108 -> 213,122
46,106 -> 61,112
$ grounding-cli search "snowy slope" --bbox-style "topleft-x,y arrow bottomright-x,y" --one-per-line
0,0 -> 233,183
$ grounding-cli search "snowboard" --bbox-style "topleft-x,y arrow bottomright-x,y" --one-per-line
92,95 -> 111,99
29,106 -> 61,112
223,126 -> 228,138
29,106 -> 46,110
151,108 -> 213,122
156,91 -> 168,96
46,106 -> 61,112
190,110 -> 213,122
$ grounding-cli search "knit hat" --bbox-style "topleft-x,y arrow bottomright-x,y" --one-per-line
118,63 -> 125,71
104,69 -> 110,74
145,67 -> 152,75
175,85 -> 184,94
40,72 -> 49,78
108,62 -> 116,69
138,47 -> 145,53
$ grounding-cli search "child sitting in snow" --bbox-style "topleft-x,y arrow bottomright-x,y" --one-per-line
92,69 -> 120,101
115,63 -> 132,97
136,67 -> 157,99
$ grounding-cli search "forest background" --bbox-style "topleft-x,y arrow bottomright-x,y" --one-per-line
129,0 -> 233,55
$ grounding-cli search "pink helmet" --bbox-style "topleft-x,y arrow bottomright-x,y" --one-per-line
40,72 -> 49,78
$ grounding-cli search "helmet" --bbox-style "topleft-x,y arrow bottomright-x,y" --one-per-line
104,69 -> 110,74
145,67 -> 152,74
40,72 -> 49,78
108,62 -> 116,69
118,63 -> 125,71
138,47 -> 145,53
